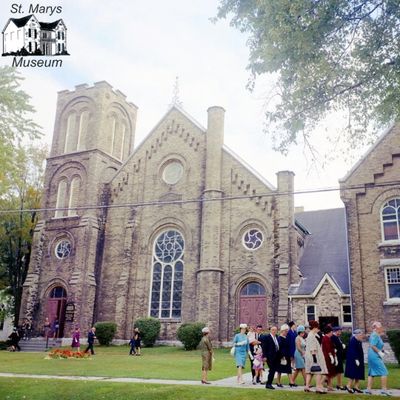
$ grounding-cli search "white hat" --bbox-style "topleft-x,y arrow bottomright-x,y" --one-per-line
239,323 -> 248,329
280,324 -> 289,331
202,327 -> 210,333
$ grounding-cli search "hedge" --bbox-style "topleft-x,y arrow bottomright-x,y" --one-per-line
134,317 -> 161,347
94,322 -> 117,346
387,329 -> 400,364
177,322 -> 205,350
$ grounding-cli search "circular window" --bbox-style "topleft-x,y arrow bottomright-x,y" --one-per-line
162,161 -> 184,185
55,239 -> 72,259
243,229 -> 264,250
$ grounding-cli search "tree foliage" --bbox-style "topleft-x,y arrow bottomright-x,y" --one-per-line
0,66 -> 41,193
0,144 -> 46,325
216,0 -> 400,153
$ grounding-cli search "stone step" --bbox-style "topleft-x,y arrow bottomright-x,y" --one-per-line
19,339 -> 63,352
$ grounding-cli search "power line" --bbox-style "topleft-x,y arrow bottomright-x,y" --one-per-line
1,180 -> 400,215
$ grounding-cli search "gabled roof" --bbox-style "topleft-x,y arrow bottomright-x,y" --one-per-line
289,208 -> 350,296
2,15 -> 37,32
40,19 -> 63,30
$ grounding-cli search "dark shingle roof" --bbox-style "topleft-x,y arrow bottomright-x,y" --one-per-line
39,20 -> 62,30
290,208 -> 350,296
10,15 -> 35,28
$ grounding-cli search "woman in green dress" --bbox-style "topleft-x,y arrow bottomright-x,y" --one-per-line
199,327 -> 213,384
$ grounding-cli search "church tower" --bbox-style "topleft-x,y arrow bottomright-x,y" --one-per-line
20,82 -> 137,336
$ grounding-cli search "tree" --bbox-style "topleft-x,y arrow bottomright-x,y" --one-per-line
0,144 -> 46,325
0,66 -> 41,193
216,1 -> 400,154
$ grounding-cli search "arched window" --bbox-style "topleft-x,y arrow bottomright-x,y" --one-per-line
150,230 -> 184,319
77,110 -> 89,151
64,112 -> 77,153
68,176 -> 81,216
240,282 -> 266,296
55,179 -> 68,218
382,199 -> 400,241
49,286 -> 67,298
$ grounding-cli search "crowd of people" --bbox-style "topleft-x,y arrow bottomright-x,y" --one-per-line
200,320 -> 392,395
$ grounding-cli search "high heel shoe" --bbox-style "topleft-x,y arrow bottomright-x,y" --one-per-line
289,383 -> 298,387
304,388 -> 311,392
345,386 -> 354,393
353,388 -> 363,394
201,380 -> 211,384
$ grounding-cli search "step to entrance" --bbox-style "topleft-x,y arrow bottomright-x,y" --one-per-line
18,338 -> 63,352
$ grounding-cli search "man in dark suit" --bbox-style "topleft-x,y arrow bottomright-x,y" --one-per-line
84,326 -> 96,355
260,325 -> 280,389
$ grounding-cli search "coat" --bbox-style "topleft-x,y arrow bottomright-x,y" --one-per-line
199,335 -> 213,371
322,334 -> 337,377
305,330 -> 328,374
344,336 -> 365,380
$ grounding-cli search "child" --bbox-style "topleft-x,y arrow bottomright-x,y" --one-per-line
129,335 -> 136,355
252,346 -> 264,384
134,327 -> 141,356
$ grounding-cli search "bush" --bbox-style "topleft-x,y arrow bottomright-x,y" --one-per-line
94,322 -> 117,346
387,329 -> 400,365
177,322 -> 205,350
134,317 -> 161,347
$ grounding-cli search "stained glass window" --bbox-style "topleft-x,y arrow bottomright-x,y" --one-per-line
55,239 -> 71,259
150,230 -> 184,319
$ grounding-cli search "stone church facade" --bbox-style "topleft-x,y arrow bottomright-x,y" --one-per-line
20,82 -> 307,342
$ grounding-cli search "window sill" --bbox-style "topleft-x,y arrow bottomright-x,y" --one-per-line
378,241 -> 400,248
383,299 -> 400,306
158,318 -> 181,323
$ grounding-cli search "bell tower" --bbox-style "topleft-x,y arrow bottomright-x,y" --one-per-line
20,82 -> 137,336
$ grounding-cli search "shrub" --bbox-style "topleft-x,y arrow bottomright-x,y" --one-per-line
387,329 -> 400,364
134,317 -> 161,347
94,322 -> 117,346
177,322 -> 205,350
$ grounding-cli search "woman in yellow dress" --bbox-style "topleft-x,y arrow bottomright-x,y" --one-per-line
199,327 -> 213,384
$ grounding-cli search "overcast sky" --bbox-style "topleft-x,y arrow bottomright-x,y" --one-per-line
1,0 -> 375,211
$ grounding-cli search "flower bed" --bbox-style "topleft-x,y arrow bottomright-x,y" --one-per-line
47,349 -> 90,359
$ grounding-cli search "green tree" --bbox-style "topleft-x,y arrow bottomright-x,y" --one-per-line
0,66 -> 41,193
0,144 -> 46,325
216,1 -> 400,154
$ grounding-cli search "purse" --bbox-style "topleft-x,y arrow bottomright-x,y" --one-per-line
310,364 -> 322,373
230,346 -> 235,356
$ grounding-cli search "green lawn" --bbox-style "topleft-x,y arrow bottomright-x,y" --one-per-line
0,345 -> 399,399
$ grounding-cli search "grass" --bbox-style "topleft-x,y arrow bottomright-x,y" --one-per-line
0,378 -> 393,400
0,345 -> 399,399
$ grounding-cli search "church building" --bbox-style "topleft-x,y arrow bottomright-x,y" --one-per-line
19,82 -> 354,342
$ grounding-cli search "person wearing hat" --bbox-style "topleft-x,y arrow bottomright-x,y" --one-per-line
322,325 -> 337,391
331,326 -> 346,390
233,323 -> 250,384
199,327 -> 213,384
276,324 -> 296,387
292,325 -> 307,386
344,329 -> 365,393
260,325 -> 281,390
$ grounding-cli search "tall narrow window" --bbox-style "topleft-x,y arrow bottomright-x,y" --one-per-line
382,199 -> 400,241
55,179 -> 68,218
109,116 -> 116,155
77,110 -> 89,151
68,177 -> 81,216
64,112 -> 77,153
385,267 -> 400,299
150,230 -> 184,319
342,304 -> 352,324
306,304 -> 316,323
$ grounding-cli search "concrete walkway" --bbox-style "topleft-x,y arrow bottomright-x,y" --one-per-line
1,372 -> 399,396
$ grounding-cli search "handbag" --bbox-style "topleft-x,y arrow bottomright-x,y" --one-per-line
230,346 -> 235,357
310,364 -> 322,373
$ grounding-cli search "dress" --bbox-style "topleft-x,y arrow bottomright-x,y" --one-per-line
305,331 -> 328,374
294,335 -> 306,369
253,353 -> 264,371
287,328 -> 297,358
277,335 -> 292,374
199,335 -> 213,371
71,331 -> 80,348
233,333 -> 249,367
367,331 -> 388,377
322,335 -> 336,377
331,334 -> 344,374
344,336 -> 365,380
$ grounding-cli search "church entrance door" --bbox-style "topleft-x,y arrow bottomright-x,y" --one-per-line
239,282 -> 267,327
46,286 -> 67,338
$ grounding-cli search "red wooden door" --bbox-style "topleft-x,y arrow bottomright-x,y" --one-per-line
239,295 -> 267,327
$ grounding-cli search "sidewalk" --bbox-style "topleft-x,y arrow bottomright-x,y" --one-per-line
0,372 -> 399,397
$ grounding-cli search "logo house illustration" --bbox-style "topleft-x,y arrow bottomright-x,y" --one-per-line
2,14 -> 69,56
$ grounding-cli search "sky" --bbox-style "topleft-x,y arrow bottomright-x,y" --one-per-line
1,0 -> 374,211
